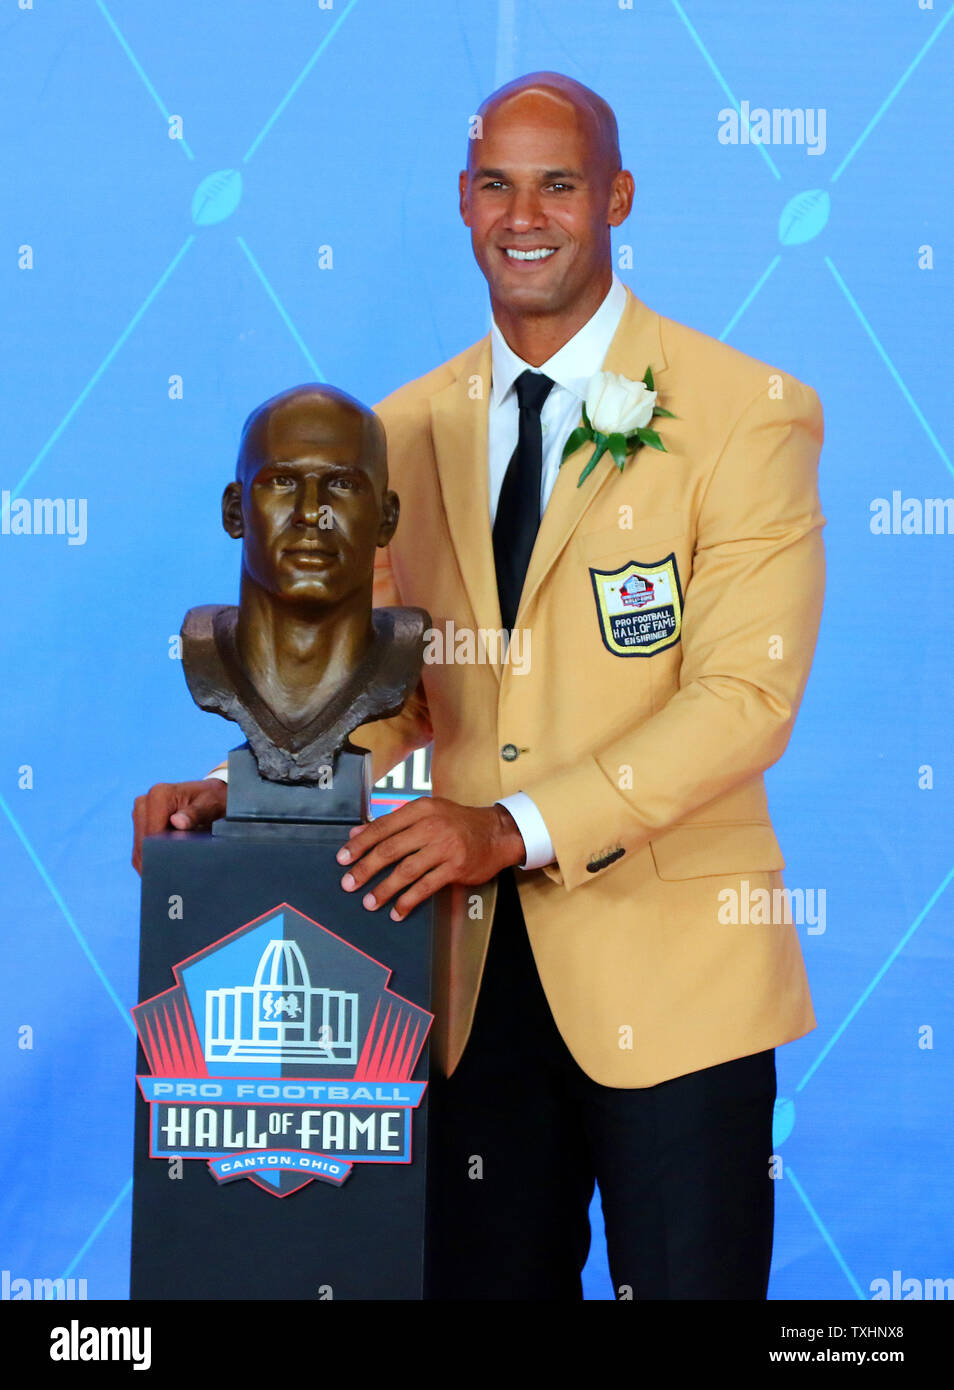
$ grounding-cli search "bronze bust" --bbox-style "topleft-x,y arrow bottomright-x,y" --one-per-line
181,384 -> 428,787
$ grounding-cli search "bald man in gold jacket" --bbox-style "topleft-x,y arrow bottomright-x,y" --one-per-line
136,74 -> 824,1300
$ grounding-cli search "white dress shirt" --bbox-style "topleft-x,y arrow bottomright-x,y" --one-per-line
491,274 -> 628,869
208,275 -> 629,874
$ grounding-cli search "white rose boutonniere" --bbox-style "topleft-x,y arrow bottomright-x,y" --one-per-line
560,366 -> 675,486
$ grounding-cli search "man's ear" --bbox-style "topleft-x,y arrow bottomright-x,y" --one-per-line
608,169 -> 635,227
222,482 -> 244,538
458,170 -> 471,226
377,489 -> 400,547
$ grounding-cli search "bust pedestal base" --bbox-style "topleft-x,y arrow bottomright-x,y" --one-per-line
131,822 -> 439,1301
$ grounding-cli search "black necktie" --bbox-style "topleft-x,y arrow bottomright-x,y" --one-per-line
493,369 -> 555,631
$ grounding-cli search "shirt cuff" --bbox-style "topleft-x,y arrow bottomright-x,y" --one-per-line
206,767 -> 228,784
496,791 -> 555,871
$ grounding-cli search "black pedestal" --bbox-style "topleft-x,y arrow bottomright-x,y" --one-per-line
131,825 -> 437,1301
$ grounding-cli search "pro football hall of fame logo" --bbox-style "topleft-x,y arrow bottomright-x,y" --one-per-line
132,903 -> 434,1198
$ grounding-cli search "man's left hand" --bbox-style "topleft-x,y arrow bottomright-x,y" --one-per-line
337,797 -> 526,920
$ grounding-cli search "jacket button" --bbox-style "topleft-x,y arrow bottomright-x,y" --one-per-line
501,743 -> 519,762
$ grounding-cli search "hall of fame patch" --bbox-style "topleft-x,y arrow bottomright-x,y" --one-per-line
589,555 -> 683,657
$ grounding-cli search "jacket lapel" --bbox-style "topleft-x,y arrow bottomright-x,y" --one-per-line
427,290 -> 670,659
517,289 -> 670,624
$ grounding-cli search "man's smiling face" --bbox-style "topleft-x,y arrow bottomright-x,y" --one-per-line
459,85 -> 631,323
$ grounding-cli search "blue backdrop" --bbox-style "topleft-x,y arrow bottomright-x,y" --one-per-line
2,0 -> 952,1301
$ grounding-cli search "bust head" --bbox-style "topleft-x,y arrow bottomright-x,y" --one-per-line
180,384 -> 429,792
222,384 -> 399,612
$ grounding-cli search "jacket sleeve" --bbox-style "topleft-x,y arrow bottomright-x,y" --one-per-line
524,379 -> 826,891
350,541 -> 433,785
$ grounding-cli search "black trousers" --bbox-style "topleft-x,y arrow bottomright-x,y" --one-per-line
424,869 -> 777,1300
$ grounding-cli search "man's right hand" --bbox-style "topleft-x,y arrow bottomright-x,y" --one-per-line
132,779 -> 228,875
